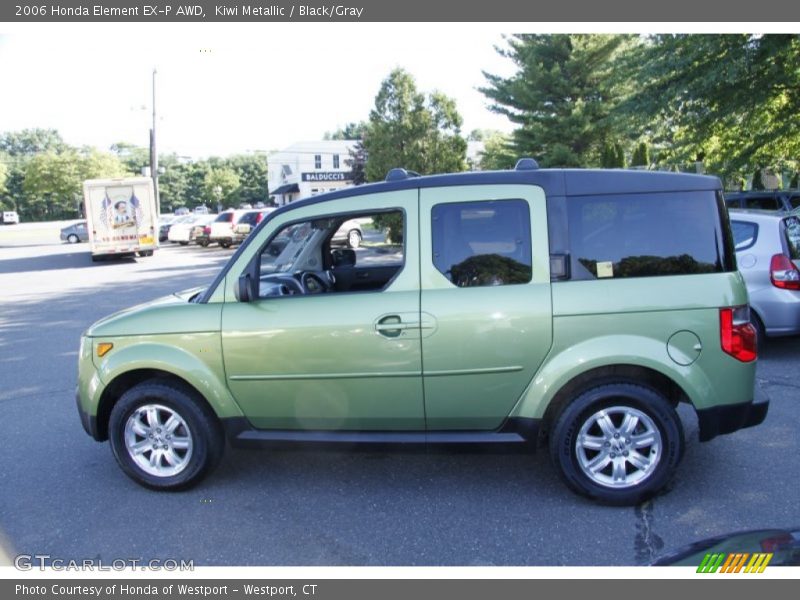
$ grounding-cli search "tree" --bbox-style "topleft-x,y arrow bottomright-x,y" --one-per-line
474,130 -> 516,171
110,142 -> 150,175
0,128 -> 66,156
790,172 -> 799,189
204,167 -> 240,209
363,68 -> 467,182
0,159 -> 8,206
223,154 -> 269,206
600,142 -> 626,168
346,141 -> 368,185
618,35 -> 800,175
481,35 -> 632,167
751,168 -> 765,191
630,142 -> 651,168
324,122 -> 367,140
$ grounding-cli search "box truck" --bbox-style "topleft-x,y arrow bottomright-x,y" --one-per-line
83,177 -> 158,262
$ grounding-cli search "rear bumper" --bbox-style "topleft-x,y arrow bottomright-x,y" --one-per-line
696,385 -> 769,442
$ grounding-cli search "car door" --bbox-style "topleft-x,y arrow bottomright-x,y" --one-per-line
419,185 -> 553,430
220,190 -> 424,431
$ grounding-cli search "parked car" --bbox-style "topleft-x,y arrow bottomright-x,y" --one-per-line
724,190 -> 800,212
331,218 -> 363,248
232,209 -> 275,244
173,206 -> 190,216
77,163 -> 766,504
729,209 -> 800,341
1,210 -> 20,225
158,216 -> 178,242
168,215 -> 208,245
208,210 -> 247,248
60,221 -> 89,243
193,222 -> 212,247
194,205 -> 210,215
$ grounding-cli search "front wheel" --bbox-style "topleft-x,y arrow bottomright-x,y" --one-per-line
549,383 -> 684,505
219,240 -> 231,248
108,380 -> 224,491
346,229 -> 362,249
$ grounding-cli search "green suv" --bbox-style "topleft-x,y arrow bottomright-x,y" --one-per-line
77,161 -> 768,505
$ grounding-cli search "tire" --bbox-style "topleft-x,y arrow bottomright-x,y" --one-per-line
91,255 -> 103,263
67,234 -> 79,244
179,241 -> 189,246
346,229 -> 362,249
198,240 -> 209,247
549,383 -> 684,506
108,380 -> 224,491
219,240 -> 231,249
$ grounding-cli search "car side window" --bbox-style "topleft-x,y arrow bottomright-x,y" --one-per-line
731,220 -> 758,251
256,210 -> 405,297
431,199 -> 532,287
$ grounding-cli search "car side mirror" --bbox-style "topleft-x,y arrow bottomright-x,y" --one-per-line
235,273 -> 256,303
331,248 -> 356,268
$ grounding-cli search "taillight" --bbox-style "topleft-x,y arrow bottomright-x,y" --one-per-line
720,306 -> 757,362
203,226 -> 211,235
770,254 -> 800,290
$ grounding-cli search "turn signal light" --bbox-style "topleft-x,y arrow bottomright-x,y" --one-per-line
96,342 -> 114,357
720,306 -> 756,362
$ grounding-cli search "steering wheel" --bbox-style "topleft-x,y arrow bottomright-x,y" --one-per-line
260,274 -> 304,297
300,271 -> 330,294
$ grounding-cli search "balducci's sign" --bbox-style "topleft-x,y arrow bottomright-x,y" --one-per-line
301,172 -> 351,182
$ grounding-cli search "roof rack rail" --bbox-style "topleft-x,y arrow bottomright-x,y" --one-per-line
514,158 -> 540,171
385,168 -> 421,182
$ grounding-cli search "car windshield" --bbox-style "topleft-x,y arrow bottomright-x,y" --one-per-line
215,212 -> 234,223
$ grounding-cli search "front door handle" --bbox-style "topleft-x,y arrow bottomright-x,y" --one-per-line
375,315 -> 419,338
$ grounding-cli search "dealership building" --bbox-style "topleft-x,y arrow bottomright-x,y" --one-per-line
268,140 -> 358,206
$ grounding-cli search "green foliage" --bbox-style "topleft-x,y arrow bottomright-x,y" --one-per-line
363,68 -> 467,181
0,128 -> 66,156
618,35 -> 800,175
600,142 -> 626,168
475,130 -> 516,171
204,167 -> 241,208
449,254 -> 532,287
21,149 -> 129,219
324,122 -> 367,140
345,141 -> 368,185
372,211 -> 404,243
790,172 -> 799,189
481,34 -> 632,167
630,142 -> 650,168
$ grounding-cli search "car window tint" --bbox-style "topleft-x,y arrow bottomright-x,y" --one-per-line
215,213 -> 233,223
566,191 -> 727,279
731,220 -> 758,251
431,199 -> 532,287
745,196 -> 781,210
789,195 -> 800,210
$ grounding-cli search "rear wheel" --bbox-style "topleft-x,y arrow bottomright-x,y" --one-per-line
108,380 -> 224,491
179,241 -> 189,246
67,234 -> 79,244
219,240 -> 231,248
198,239 -> 209,247
549,383 -> 683,505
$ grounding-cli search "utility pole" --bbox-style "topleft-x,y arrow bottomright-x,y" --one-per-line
150,68 -> 160,216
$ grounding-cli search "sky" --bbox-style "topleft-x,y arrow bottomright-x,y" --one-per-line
0,24 -> 519,158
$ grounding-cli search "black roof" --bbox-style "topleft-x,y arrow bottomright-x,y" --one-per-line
282,168 -> 721,212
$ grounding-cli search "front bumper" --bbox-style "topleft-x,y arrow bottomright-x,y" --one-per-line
696,385 -> 769,442
76,387 -> 102,440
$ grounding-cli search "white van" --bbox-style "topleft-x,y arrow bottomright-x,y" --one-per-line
1,211 -> 19,224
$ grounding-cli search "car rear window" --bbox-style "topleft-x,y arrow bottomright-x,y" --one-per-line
784,216 -> 800,260
789,194 -> 800,210
215,212 -> 233,223
745,195 -> 781,211
731,220 -> 758,251
564,190 -> 734,280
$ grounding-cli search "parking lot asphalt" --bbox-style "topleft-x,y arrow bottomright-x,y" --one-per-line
0,237 -> 798,566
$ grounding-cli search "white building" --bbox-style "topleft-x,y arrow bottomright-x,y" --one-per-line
268,140 -> 358,206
